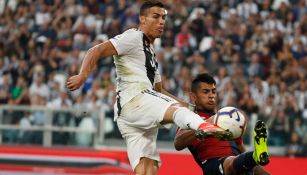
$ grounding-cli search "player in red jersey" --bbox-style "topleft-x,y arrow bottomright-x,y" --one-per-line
174,73 -> 270,175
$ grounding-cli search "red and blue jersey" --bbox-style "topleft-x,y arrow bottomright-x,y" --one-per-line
187,111 -> 243,167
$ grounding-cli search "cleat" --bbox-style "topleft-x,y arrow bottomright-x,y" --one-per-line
195,122 -> 233,141
253,120 -> 270,166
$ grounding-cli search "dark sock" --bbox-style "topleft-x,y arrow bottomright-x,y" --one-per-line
233,151 -> 257,174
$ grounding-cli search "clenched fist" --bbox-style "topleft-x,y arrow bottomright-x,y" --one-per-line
66,74 -> 86,91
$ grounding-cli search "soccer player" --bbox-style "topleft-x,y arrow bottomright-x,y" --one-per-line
66,1 -> 231,174
174,73 -> 270,175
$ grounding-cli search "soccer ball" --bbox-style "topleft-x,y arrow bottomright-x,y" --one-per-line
213,107 -> 247,139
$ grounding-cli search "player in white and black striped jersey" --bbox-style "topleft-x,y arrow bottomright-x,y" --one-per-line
66,1 -> 232,174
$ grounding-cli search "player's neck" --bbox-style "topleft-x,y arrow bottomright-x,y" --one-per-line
195,108 -> 215,115
139,27 -> 155,44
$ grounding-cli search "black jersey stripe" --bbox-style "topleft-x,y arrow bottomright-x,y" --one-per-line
116,91 -> 122,116
142,34 -> 157,86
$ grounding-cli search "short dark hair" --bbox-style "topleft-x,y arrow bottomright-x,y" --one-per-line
191,73 -> 216,92
140,0 -> 164,16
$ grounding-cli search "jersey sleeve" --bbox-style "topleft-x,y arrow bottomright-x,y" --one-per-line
109,30 -> 139,55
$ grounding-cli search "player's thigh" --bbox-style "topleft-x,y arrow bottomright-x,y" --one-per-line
117,120 -> 160,171
202,157 -> 227,175
120,89 -> 178,129
223,156 -> 253,175
222,156 -> 236,175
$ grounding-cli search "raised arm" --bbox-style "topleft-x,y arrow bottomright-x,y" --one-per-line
174,115 -> 222,151
66,41 -> 117,91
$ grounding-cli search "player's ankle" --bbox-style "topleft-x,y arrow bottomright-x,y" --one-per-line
252,151 -> 258,164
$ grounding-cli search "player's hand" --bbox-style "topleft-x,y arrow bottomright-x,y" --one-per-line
66,74 -> 86,91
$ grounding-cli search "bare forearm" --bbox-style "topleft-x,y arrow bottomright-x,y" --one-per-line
66,41 -> 117,91
154,82 -> 188,107
174,130 -> 196,150
79,41 -> 117,78
79,46 -> 101,78
161,89 -> 188,107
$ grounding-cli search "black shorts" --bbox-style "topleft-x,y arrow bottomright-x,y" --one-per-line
202,157 -> 253,175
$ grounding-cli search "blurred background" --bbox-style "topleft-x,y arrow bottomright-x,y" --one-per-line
0,0 -> 306,174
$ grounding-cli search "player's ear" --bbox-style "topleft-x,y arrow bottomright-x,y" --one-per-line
189,92 -> 196,104
139,16 -> 146,24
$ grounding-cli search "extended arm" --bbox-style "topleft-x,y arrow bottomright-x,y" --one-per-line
174,114 -> 217,150
67,41 -> 117,91
174,128 -> 196,151
154,82 -> 189,107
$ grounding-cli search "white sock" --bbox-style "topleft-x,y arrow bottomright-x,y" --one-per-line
172,107 -> 205,130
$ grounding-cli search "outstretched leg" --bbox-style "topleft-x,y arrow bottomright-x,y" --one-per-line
163,105 -> 232,140
224,120 -> 270,175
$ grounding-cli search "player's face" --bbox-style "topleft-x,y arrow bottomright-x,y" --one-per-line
142,7 -> 167,38
192,83 -> 216,111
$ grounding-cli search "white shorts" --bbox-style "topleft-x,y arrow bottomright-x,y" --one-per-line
116,89 -> 178,170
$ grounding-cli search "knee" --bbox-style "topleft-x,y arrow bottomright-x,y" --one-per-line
163,104 -> 185,123
223,156 -> 237,175
135,158 -> 158,175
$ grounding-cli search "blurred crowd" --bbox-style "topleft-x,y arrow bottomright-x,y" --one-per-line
0,0 -> 306,156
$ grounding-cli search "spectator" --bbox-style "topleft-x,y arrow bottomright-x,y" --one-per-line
35,2 -> 51,29
268,109 -> 290,145
18,112 -> 32,143
72,6 -> 96,34
29,73 -> 50,100
294,79 -> 306,111
75,113 -> 95,147
236,0 -> 258,21
10,76 -> 30,105
251,25 -> 269,53
286,132 -> 304,157
175,23 -> 197,55
247,52 -> 265,78
250,75 -> 270,109
0,87 -> 9,104
214,66 -> 230,92
47,91 -> 72,108
239,84 -> 259,116
219,38 -> 235,63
